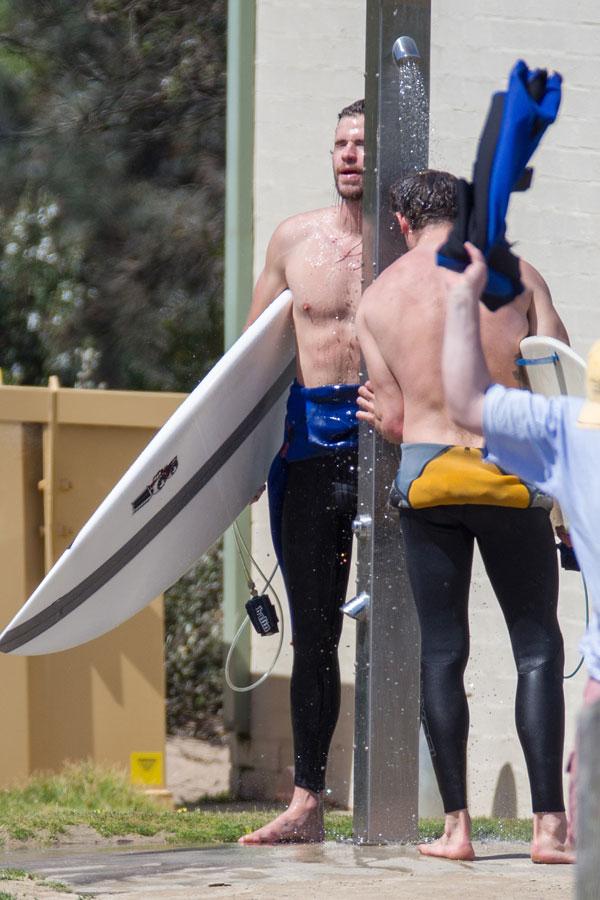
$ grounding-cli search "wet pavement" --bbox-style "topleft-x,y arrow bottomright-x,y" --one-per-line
0,840 -> 575,898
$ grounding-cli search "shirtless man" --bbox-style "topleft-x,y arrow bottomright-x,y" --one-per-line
239,100 -> 364,844
357,169 -> 574,864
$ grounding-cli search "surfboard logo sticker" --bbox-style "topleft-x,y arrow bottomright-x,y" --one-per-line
132,457 -> 179,513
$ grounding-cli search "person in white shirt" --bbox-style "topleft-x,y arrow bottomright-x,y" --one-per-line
442,240 -> 600,848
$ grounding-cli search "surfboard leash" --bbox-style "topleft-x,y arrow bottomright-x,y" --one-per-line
224,522 -> 285,693
563,574 -> 589,680
516,353 -> 559,367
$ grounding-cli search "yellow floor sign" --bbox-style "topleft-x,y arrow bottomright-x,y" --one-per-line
130,751 -> 164,787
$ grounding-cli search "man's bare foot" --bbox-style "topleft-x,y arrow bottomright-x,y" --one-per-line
238,786 -> 324,845
418,809 -> 475,861
531,811 -> 575,864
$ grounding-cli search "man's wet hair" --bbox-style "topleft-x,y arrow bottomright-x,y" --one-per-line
338,99 -> 365,120
390,170 -> 458,231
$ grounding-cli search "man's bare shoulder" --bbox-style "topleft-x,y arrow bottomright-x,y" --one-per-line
271,206 -> 337,243
361,253 -> 413,308
519,257 -> 549,292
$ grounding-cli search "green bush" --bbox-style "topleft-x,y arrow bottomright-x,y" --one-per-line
0,0 -> 226,393
164,543 -> 224,739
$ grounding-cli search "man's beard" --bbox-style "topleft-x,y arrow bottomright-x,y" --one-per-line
336,180 -> 363,201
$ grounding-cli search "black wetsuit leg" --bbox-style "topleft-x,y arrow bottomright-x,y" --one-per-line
400,504 -> 565,814
399,506 -> 473,813
471,505 -> 564,813
280,450 -> 357,793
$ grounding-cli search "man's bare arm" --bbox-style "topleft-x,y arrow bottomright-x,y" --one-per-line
356,304 -> 404,443
245,221 -> 292,329
442,243 -> 491,436
522,261 -> 569,342
520,261 -> 572,540
244,221 -> 294,502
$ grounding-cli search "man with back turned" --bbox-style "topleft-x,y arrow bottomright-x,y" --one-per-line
357,169 -> 574,864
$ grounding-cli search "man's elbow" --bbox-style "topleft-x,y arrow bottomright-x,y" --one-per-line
380,413 -> 404,444
555,319 -> 570,345
446,395 -> 485,437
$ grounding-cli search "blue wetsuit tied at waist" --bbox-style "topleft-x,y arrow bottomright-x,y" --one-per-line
274,380 -> 359,461
267,381 -> 359,575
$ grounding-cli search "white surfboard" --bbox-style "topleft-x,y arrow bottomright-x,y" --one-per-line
0,291 -> 295,655
519,335 -> 586,398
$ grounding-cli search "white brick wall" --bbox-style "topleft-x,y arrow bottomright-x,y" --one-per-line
248,0 -> 600,816
253,0 -> 367,280
430,0 -> 600,356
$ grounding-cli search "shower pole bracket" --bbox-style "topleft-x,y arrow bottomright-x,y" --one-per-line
353,0 -> 431,844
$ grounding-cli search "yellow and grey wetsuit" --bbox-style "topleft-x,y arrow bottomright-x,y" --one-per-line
391,442 -> 565,816
390,443 -> 552,511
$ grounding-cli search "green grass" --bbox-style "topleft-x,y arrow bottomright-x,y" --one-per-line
419,817 -> 532,842
0,868 -> 27,880
0,762 -> 532,848
0,762 -> 351,846
0,868 -> 73,894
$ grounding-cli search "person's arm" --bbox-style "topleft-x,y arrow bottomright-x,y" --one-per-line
442,244 -> 562,491
441,242 -> 491,436
356,303 -> 404,443
245,220 -> 293,329
521,260 -> 569,342
519,261 -> 571,537
245,220 -> 294,503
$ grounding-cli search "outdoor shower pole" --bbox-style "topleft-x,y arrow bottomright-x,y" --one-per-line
353,0 -> 431,843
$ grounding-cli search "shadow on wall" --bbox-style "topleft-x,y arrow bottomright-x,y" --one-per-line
491,762 -> 518,819
228,673 -> 442,816
29,602 -> 165,772
419,726 -> 444,818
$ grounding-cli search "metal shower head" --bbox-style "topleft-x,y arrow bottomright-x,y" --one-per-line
392,35 -> 420,64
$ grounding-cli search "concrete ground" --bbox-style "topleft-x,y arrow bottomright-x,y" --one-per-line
0,840 -> 574,899
0,741 -> 576,897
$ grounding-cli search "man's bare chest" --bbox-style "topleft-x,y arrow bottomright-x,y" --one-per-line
285,235 -> 362,321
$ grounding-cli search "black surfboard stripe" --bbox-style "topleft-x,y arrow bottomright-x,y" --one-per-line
0,360 -> 296,653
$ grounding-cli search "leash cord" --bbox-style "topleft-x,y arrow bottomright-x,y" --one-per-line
564,574 -> 589,680
224,521 -> 285,693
